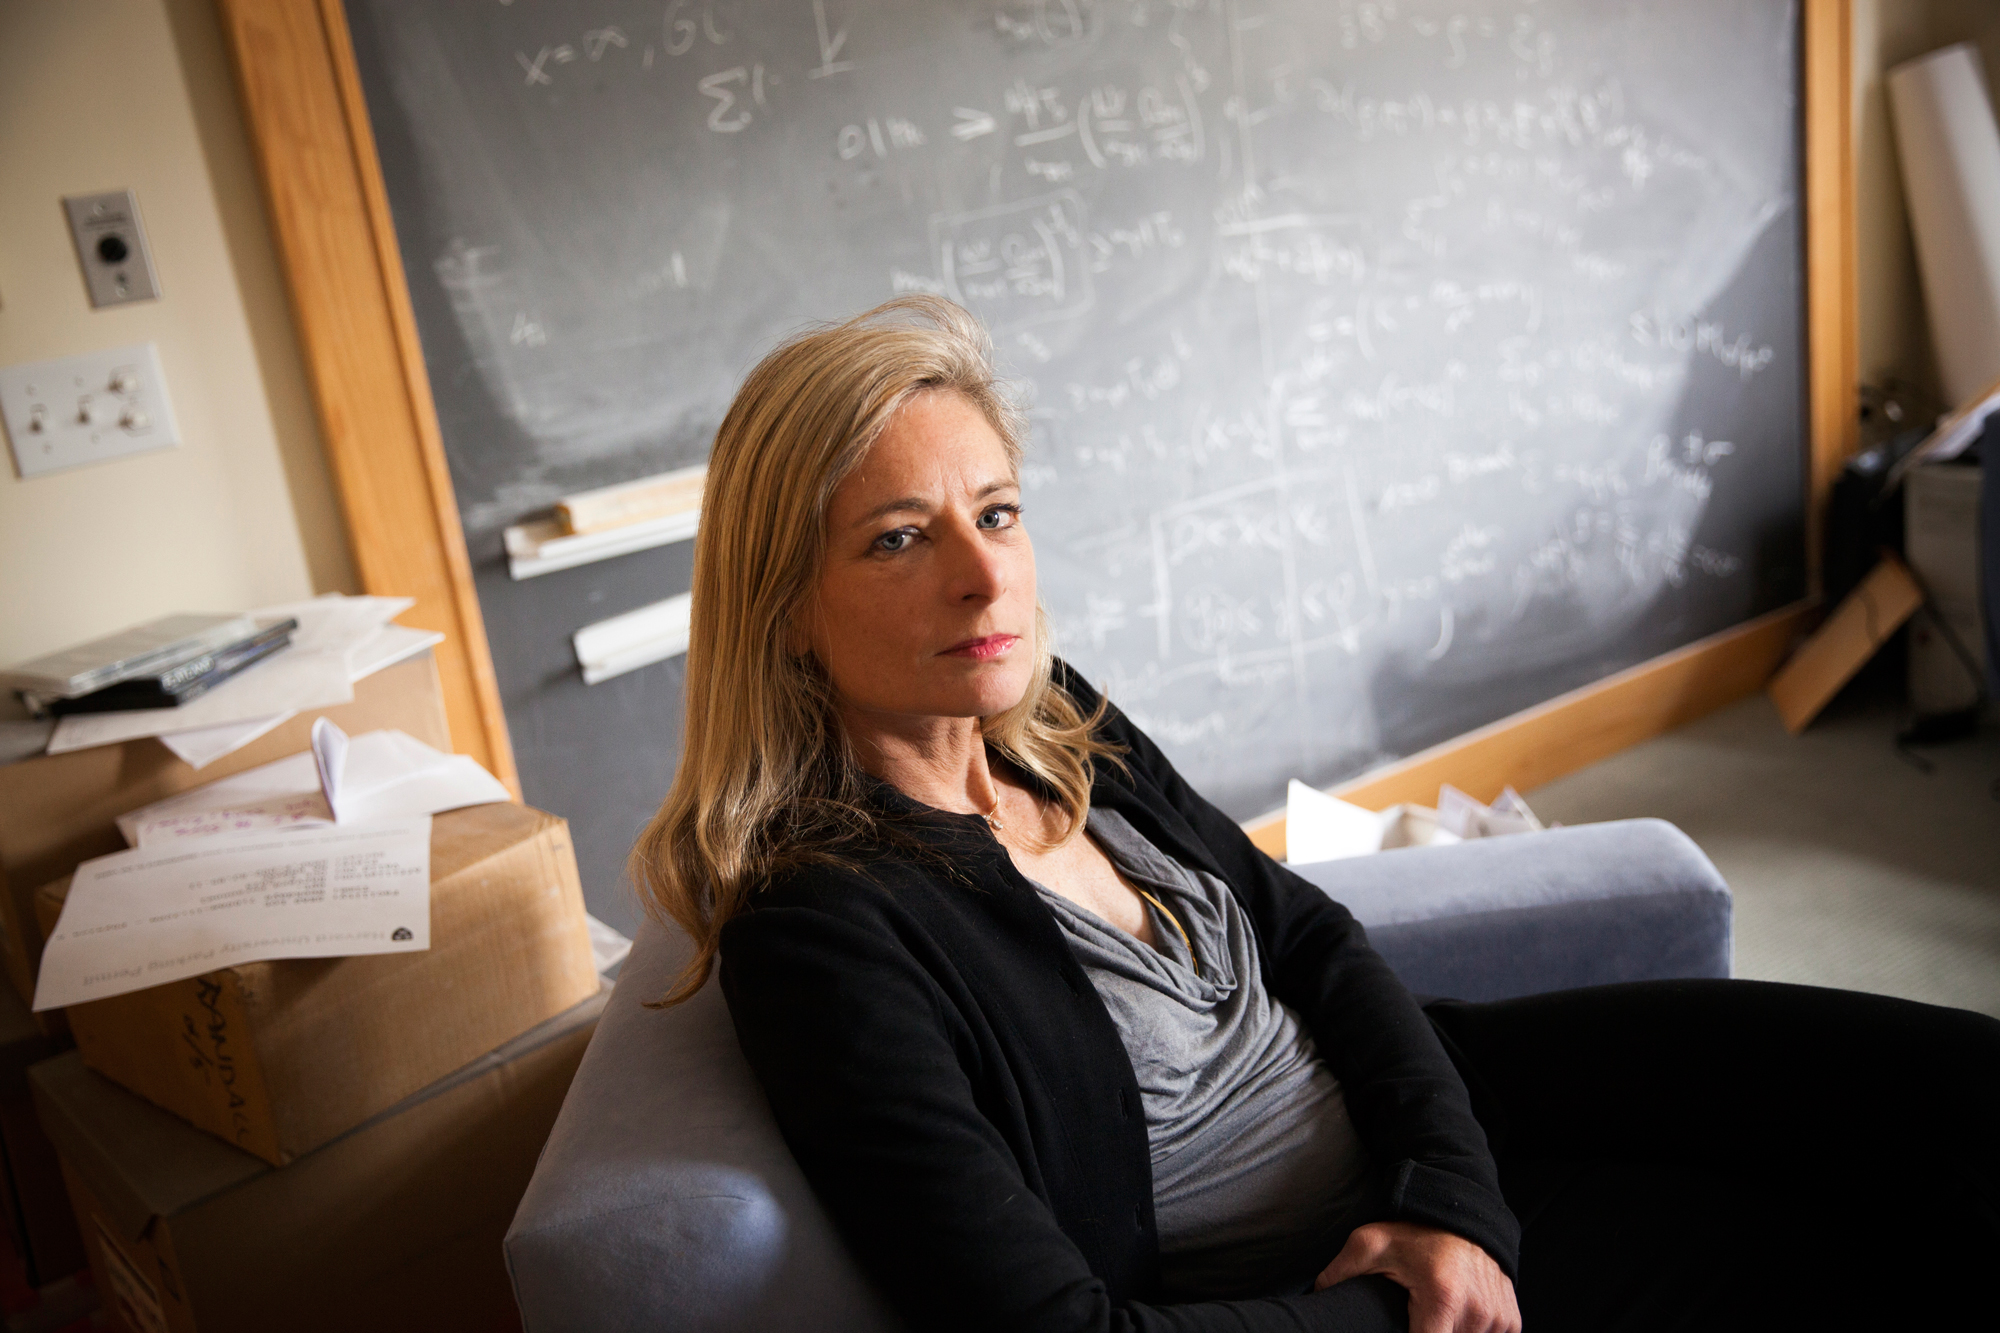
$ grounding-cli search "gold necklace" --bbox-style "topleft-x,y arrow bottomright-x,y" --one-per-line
1135,888 -> 1200,977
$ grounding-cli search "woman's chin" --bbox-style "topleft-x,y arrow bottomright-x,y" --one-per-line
944,661 -> 1035,720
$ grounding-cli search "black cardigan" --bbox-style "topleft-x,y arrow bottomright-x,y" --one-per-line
719,666 -> 1519,1332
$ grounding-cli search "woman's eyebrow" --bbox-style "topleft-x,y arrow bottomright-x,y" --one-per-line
855,495 -> 932,525
853,479 -> 1017,526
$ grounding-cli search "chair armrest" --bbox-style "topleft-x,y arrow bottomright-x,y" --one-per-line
504,918 -> 903,1333
1288,818 -> 1733,1002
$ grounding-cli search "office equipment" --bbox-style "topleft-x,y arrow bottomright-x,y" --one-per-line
0,342 -> 181,478
1887,45 -> 2000,408
1,613 -> 254,700
44,619 -> 296,714
340,0 -> 1811,926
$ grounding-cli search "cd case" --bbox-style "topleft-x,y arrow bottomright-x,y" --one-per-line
45,619 -> 300,714
2,613 -> 261,698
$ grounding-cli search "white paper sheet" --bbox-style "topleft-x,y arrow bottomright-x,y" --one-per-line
1283,780 -> 1500,863
346,623 -> 444,679
160,712 -> 295,769
312,717 -> 349,821
254,594 -> 416,656
1437,784 -> 1545,839
586,913 -> 634,976
153,622 -> 442,770
1377,804 -> 1463,851
118,726 -> 511,848
33,816 -> 433,1011
1285,780 -> 1394,862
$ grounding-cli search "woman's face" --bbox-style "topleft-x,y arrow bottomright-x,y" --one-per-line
806,390 -> 1038,728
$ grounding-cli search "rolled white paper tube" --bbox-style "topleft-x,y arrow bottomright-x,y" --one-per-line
1888,43 -> 2000,409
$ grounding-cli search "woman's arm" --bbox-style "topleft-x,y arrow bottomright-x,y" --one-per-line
1067,670 -> 1521,1279
722,893 -> 1388,1332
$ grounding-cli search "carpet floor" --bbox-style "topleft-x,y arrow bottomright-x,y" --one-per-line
1527,684 -> 2000,1018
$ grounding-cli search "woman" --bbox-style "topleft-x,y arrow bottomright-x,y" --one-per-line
636,297 -> 1998,1332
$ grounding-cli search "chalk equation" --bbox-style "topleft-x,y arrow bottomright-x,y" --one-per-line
934,191 -> 1094,331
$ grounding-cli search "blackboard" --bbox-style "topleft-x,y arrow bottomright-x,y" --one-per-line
344,0 -> 1806,931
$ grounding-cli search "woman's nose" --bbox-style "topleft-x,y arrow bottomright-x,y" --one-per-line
943,522 -> 1007,601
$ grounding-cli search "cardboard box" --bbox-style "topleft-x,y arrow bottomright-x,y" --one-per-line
36,803 -> 599,1166
0,973 -> 83,1290
0,652 -> 452,1006
32,985 -> 607,1333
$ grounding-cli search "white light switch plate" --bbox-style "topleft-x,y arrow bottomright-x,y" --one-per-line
0,342 -> 180,478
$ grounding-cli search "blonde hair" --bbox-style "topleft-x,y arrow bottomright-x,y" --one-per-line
634,295 -> 1119,1003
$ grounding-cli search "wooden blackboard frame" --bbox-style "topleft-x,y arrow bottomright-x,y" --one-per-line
215,0 -> 1855,849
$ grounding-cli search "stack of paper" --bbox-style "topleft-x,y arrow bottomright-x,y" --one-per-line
116,720 -> 511,848
33,818 -> 436,1011
32,719 -> 513,1011
1283,780 -> 1548,864
43,594 -> 443,767
1435,784 -> 1546,839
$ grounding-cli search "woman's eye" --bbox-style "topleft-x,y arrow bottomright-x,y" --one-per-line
874,528 -> 916,553
977,504 -> 1021,531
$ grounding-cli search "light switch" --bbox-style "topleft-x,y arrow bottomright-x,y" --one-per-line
0,343 -> 181,478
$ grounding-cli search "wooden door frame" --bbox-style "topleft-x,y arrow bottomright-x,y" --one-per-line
215,0 -> 1855,845
215,0 -> 518,795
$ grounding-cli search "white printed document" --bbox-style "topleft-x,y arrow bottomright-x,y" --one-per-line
116,721 -> 509,847
33,817 -> 433,1011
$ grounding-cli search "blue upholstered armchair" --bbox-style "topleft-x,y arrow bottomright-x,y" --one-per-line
505,818 -> 1731,1332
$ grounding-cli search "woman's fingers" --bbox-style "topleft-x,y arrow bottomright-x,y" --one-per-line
1312,1222 -> 1392,1291
1313,1222 -> 1521,1333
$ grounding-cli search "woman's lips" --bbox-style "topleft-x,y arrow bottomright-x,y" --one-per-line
939,634 -> 1020,660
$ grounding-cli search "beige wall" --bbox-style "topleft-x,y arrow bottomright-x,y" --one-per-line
1853,0 -> 2000,420
0,0 -> 354,670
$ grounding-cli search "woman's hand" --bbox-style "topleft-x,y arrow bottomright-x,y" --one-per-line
1314,1221 -> 1521,1333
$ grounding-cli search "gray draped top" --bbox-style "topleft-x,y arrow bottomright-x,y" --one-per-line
1031,807 -> 1381,1300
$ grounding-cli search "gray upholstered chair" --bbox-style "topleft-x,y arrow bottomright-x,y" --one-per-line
505,818 -> 1731,1333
